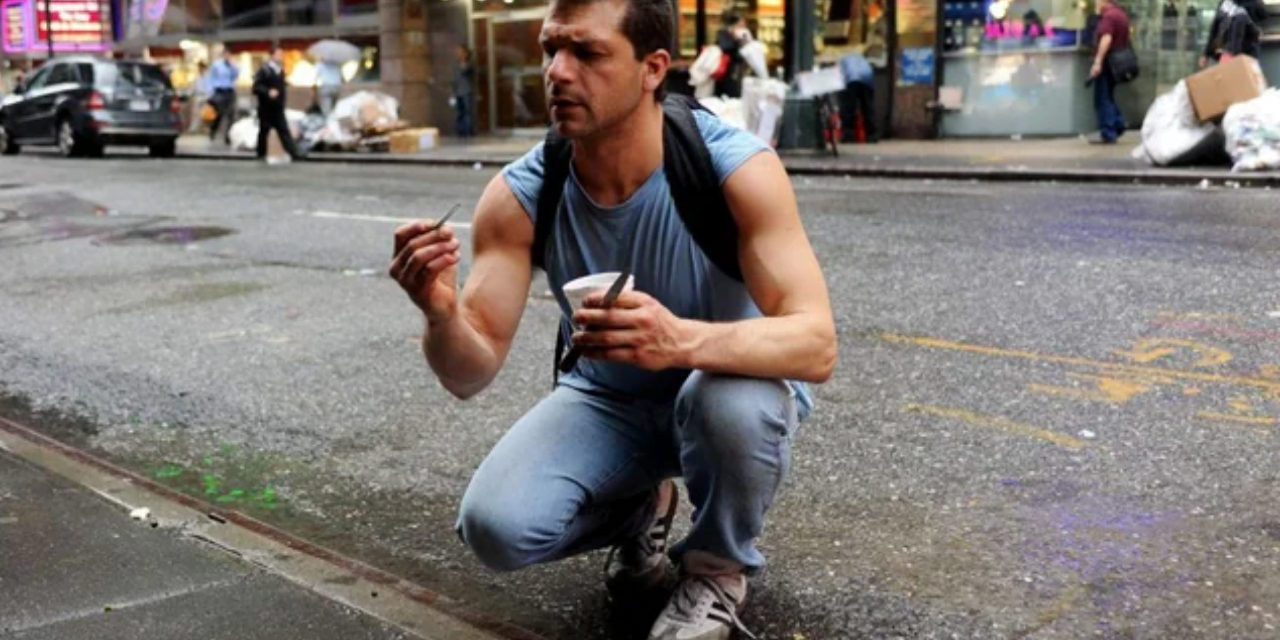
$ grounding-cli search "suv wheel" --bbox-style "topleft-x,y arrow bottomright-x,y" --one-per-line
57,119 -> 81,158
149,139 -> 176,158
0,120 -> 18,155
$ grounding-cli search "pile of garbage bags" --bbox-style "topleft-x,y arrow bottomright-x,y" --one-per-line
227,90 -> 409,153
1133,82 -> 1280,172
1223,90 -> 1280,172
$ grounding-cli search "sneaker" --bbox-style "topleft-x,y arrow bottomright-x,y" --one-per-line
647,572 -> 755,640
1085,132 -> 1117,145
604,479 -> 678,598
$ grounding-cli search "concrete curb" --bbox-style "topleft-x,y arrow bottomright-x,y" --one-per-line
172,149 -> 1280,188
0,414 -> 548,640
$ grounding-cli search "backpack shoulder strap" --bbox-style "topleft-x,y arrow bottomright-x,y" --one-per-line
532,130 -> 574,388
532,131 -> 573,272
660,94 -> 743,282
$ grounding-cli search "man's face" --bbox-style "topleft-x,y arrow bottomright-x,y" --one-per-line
272,50 -> 284,65
540,0 -> 667,140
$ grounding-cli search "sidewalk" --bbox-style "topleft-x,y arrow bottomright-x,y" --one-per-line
176,133 -> 1280,187
0,421 -> 528,640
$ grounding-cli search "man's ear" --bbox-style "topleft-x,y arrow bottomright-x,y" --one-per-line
643,50 -> 671,94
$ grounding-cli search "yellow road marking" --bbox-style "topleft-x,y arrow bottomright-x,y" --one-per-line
1028,374 -> 1153,404
903,404 -> 1091,450
880,333 -> 1280,393
1113,338 -> 1233,368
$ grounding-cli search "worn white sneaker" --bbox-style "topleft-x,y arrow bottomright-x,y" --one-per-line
647,570 -> 755,640
604,479 -> 679,597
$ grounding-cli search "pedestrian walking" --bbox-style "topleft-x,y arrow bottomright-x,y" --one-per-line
453,44 -> 477,138
838,50 -> 878,143
187,61 -> 211,134
390,0 -> 836,638
315,59 -> 344,117
1200,0 -> 1267,67
1087,0 -> 1131,145
207,48 -> 240,147
252,47 -> 302,161
714,11 -> 751,98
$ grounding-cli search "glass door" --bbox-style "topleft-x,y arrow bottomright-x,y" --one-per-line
483,8 -> 547,134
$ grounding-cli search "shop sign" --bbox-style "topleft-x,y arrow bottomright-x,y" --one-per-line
126,0 -> 168,39
0,0 -> 109,53
901,47 -> 935,85
2,0 -> 28,53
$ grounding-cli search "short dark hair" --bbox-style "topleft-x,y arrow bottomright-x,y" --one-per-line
554,0 -> 674,62
552,0 -> 673,99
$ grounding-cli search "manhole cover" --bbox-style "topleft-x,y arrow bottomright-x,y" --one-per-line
97,226 -> 236,246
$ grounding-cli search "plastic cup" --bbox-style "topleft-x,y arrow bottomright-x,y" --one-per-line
562,272 -> 635,323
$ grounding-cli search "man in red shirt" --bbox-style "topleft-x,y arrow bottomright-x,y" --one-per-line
1089,0 -> 1131,144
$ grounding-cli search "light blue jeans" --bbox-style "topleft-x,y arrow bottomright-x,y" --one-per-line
455,372 -> 805,574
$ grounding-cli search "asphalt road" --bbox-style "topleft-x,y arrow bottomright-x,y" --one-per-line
3,152 -> 1280,640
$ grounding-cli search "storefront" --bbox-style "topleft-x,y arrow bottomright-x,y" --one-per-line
111,0 -> 379,110
939,0 -> 1280,137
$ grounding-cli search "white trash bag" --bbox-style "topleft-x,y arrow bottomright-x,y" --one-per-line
1223,89 -> 1280,172
740,40 -> 769,80
1134,80 -> 1218,167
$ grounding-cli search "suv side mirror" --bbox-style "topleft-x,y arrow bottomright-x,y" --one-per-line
12,83 -> 24,95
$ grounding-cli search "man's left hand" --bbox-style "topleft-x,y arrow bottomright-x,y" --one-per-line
571,291 -> 691,370
1089,62 -> 1102,79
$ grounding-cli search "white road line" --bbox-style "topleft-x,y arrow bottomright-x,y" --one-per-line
304,210 -> 473,229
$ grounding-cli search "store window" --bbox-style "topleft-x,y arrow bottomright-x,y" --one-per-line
223,0 -> 272,29
941,0 -> 1091,53
276,0 -> 333,26
338,0 -> 376,16
677,0 -> 786,70
821,0 -> 890,65
184,0 -> 222,33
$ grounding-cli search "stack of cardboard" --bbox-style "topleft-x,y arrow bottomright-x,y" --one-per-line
1185,55 -> 1268,123
389,128 -> 439,154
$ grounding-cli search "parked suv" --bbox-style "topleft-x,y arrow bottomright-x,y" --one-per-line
0,57 -> 181,158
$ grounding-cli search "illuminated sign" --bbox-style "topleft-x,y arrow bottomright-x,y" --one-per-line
0,0 -> 110,53
2,0 -> 27,53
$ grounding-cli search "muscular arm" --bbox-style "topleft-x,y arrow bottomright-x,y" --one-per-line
424,175 -> 533,398
681,152 -> 837,382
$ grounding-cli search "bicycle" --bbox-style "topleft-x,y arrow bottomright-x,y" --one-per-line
796,66 -> 845,159
813,90 -> 842,158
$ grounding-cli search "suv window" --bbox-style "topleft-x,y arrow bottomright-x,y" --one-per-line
95,63 -> 172,92
47,64 -> 76,86
22,66 -> 52,91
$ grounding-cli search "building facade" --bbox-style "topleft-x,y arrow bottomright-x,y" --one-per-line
4,0 -> 1279,138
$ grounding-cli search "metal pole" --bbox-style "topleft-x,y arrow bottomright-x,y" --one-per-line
44,0 -> 53,58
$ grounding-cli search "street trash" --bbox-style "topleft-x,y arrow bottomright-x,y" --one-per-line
129,507 -> 151,521
1185,54 -> 1268,123
740,78 -> 788,147
1198,179 -> 1212,189
739,40 -> 769,80
1223,90 -> 1280,172
698,97 -> 747,131
1132,81 -> 1228,167
1078,430 -> 1097,440
310,91 -> 411,153
227,109 -> 308,151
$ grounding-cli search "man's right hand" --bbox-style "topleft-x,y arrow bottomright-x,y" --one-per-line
391,220 -> 463,323
268,88 -> 280,99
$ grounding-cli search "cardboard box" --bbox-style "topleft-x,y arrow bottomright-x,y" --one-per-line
389,128 -> 439,154
1186,55 -> 1269,123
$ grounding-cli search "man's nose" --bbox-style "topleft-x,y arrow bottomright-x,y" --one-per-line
544,50 -> 574,85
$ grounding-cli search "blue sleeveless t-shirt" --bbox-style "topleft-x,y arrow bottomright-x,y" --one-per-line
502,110 -> 813,418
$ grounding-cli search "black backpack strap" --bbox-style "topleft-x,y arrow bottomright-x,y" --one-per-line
660,94 -> 743,282
533,131 -> 574,388
532,131 -> 573,272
